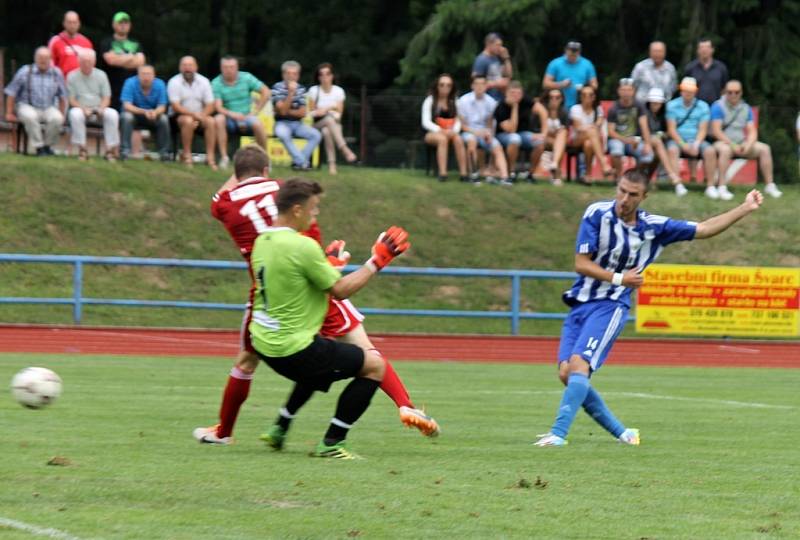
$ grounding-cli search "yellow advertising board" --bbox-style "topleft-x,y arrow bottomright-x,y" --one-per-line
636,264 -> 800,337
240,102 -> 320,167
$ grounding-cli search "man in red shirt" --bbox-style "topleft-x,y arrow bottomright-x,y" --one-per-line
193,145 -> 439,445
48,11 -> 94,77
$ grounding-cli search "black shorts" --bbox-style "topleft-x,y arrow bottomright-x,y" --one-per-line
257,335 -> 364,392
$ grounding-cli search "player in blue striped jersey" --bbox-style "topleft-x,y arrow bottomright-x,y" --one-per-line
535,169 -> 764,447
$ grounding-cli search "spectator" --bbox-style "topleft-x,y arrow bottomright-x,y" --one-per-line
643,88 -> 685,188
271,60 -> 320,171
666,77 -> 715,198
684,38 -> 729,105
471,32 -> 513,100
568,85 -> 612,183
458,75 -> 509,184
101,12 -> 145,111
631,41 -> 677,102
120,64 -> 170,161
67,49 -> 119,161
421,73 -> 467,182
213,56 -> 269,169
543,41 -> 598,109
540,88 -> 570,185
168,56 -> 217,169
493,80 -> 545,184
607,78 -> 654,179
48,10 -> 94,77
308,63 -> 357,175
711,80 -> 782,198
4,47 -> 67,156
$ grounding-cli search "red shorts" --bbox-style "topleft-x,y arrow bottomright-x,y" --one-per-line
320,298 -> 365,338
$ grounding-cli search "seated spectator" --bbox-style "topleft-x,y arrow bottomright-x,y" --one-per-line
631,41 -> 677,103
666,77 -> 715,198
168,56 -> 217,169
213,56 -> 269,169
101,12 -> 145,112
540,88 -> 569,185
272,60 -> 321,171
48,11 -> 94,78
457,75 -> 508,184
120,64 -> 170,161
67,49 -> 119,161
471,32 -> 512,100
568,85 -> 612,183
421,73 -> 467,182
642,88 -> 685,187
308,63 -> 357,175
493,80 -> 544,184
543,41 -> 598,109
607,78 -> 654,179
711,80 -> 782,198
4,47 -> 67,156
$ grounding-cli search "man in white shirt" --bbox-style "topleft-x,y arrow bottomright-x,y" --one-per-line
631,41 -> 677,103
167,56 -> 217,169
457,75 -> 509,184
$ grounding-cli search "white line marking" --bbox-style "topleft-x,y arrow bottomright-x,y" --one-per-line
718,345 -> 761,354
0,517 -> 82,540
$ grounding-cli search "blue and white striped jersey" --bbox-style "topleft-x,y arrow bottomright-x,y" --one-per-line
563,200 -> 697,307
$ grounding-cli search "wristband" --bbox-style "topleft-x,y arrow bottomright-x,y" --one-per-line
612,273 -> 624,286
364,258 -> 379,274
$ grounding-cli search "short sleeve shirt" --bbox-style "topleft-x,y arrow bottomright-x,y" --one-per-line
100,36 -> 143,100
569,104 -> 603,127
457,91 -> 498,130
683,59 -> 729,104
308,85 -> 345,109
67,68 -> 111,108
607,100 -> 647,137
211,72 -> 264,115
545,55 -> 596,108
472,53 -> 504,100
167,73 -> 214,113
494,95 -> 535,133
271,81 -> 308,121
48,32 -> 94,77
249,228 -> 341,357
666,97 -> 711,142
120,76 -> 168,110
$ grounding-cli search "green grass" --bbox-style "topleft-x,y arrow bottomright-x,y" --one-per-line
1,354 -> 799,539
1,153 -> 799,335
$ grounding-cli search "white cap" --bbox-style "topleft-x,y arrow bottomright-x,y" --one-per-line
646,87 -> 666,103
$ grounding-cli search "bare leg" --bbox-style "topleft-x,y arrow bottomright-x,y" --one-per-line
450,133 -> 467,176
215,114 -> 229,162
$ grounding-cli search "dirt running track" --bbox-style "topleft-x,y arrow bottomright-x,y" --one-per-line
0,325 -> 798,368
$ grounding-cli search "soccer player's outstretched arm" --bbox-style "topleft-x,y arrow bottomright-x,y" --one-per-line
330,227 -> 410,299
694,189 -> 763,239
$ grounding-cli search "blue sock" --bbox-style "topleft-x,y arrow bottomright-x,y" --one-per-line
582,387 -> 625,438
551,373 -> 590,438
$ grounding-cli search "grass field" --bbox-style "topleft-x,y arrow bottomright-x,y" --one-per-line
1,154 -> 799,335
2,353 -> 798,539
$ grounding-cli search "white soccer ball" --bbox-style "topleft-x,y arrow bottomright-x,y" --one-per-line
10,367 -> 62,409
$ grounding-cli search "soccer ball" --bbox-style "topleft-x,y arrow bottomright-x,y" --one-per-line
10,367 -> 62,409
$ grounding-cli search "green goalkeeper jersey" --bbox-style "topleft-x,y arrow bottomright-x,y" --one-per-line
249,227 -> 341,357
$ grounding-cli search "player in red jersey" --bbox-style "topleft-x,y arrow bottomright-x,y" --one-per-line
193,145 -> 439,444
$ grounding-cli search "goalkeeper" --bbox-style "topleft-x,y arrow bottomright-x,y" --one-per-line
249,177 -> 410,459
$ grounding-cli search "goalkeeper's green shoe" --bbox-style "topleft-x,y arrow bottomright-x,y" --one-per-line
259,425 -> 287,450
311,440 -> 362,460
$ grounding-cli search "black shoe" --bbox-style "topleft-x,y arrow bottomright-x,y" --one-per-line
43,146 -> 55,156
292,163 -> 313,172
35,147 -> 47,156
159,154 -> 171,162
437,175 -> 447,182
459,175 -> 469,183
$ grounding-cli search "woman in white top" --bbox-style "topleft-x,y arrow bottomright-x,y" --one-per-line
308,63 -> 357,175
568,86 -> 613,182
421,73 -> 467,181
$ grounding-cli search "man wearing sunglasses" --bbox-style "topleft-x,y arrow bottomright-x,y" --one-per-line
711,80 -> 782,198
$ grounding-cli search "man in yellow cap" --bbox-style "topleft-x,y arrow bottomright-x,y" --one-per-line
101,12 -> 146,111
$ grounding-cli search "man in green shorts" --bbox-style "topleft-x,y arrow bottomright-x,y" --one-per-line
250,178 -> 410,459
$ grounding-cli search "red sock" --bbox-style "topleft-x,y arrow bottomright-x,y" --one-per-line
374,350 -> 413,409
217,366 -> 253,438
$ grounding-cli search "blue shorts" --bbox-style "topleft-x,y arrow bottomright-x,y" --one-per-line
607,139 -> 654,163
496,131 -> 543,151
666,139 -> 711,156
226,115 -> 259,134
460,132 -> 499,151
557,300 -> 629,372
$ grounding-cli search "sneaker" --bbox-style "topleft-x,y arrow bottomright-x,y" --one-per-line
705,185 -> 720,200
765,183 -> 783,198
499,177 -> 514,186
193,424 -> 232,445
516,171 -> 531,182
717,185 -> 734,201
550,178 -> 563,187
484,176 -> 498,185
311,440 -> 362,460
469,171 -> 480,183
533,432 -> 567,447
674,183 -> 688,197
618,428 -> 641,446
219,156 -> 230,169
399,406 -> 440,437
259,425 -> 287,450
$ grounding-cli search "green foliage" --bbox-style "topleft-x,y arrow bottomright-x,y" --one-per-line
2,355 -> 799,538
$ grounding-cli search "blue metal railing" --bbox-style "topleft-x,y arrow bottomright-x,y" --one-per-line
0,254 -> 581,335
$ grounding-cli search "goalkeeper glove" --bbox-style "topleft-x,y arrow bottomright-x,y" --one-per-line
325,240 -> 351,270
366,226 -> 410,272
